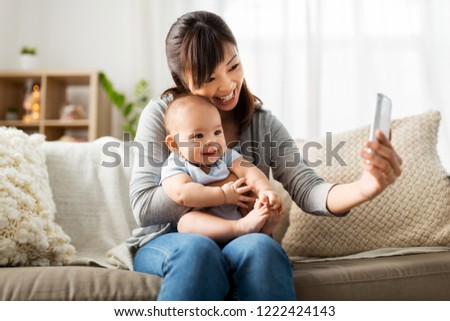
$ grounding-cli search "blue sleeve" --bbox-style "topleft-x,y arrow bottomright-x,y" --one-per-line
160,153 -> 188,184
224,148 -> 243,167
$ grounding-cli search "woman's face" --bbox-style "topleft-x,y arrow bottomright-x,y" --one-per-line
186,45 -> 244,113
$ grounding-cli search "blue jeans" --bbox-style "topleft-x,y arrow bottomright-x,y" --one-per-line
133,232 -> 296,300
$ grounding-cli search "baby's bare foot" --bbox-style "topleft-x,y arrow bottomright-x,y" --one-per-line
237,199 -> 269,235
260,208 -> 283,235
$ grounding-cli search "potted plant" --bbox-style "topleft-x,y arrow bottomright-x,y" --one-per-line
5,106 -> 19,121
99,72 -> 150,138
19,46 -> 38,69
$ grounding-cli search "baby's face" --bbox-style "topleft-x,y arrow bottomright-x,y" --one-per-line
174,99 -> 226,167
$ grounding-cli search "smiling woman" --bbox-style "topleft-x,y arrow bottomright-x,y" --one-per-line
127,10 -> 403,301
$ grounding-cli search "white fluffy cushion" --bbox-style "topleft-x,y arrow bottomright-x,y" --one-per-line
282,111 -> 450,257
0,127 -> 75,266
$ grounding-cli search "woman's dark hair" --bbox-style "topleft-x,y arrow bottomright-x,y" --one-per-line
163,11 -> 260,131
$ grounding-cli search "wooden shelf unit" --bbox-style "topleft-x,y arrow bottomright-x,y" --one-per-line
0,70 -> 111,141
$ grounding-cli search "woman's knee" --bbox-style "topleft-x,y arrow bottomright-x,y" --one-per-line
222,233 -> 295,300
166,233 -> 227,271
230,233 -> 285,257
134,233 -> 226,274
137,233 -> 230,300
223,233 -> 291,271
175,233 -> 221,256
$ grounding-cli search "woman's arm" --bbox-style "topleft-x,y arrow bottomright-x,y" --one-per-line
247,110 -> 334,216
246,111 -> 401,216
326,130 -> 403,214
129,96 -> 190,227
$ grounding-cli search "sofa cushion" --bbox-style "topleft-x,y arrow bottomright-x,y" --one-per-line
293,252 -> 450,300
0,266 -> 161,300
282,111 -> 450,257
41,137 -> 138,269
0,127 -> 75,266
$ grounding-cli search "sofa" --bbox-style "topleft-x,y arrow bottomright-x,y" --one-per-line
1,110 -> 450,300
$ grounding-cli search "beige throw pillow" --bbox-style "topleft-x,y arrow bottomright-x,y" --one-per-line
282,111 -> 450,257
0,127 -> 75,266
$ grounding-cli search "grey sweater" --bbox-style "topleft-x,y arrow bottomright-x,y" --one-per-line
127,95 -> 337,249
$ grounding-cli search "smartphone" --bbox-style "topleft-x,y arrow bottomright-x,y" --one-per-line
369,93 -> 392,141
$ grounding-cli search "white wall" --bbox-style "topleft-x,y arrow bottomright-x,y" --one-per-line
0,0 -> 154,138
1,0 -> 449,168
0,0 -> 308,139
0,0 -> 21,68
0,0 -> 228,137
428,0 -> 450,171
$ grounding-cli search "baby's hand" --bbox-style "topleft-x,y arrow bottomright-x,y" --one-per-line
221,177 -> 256,208
259,190 -> 283,214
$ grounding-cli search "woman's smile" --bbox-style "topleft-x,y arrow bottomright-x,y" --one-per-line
214,87 -> 237,107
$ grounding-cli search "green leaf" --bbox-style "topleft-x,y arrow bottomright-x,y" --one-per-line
122,124 -> 136,138
129,114 -> 139,125
100,72 -> 126,107
114,93 -> 126,108
135,79 -> 150,96
134,79 -> 150,107
123,102 -> 134,117
99,71 -> 148,140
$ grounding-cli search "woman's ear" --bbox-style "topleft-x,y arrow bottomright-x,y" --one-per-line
165,135 -> 178,151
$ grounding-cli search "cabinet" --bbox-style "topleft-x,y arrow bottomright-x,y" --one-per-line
0,70 -> 111,141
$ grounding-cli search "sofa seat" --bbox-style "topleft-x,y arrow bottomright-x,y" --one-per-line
293,252 -> 450,300
2,252 -> 449,300
0,266 -> 161,300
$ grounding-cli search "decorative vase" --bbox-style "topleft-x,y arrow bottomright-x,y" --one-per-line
18,54 -> 38,70
5,110 -> 19,121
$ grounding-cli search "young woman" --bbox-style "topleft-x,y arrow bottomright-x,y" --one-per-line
128,11 -> 402,301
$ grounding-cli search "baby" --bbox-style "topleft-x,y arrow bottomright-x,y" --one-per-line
161,94 -> 284,243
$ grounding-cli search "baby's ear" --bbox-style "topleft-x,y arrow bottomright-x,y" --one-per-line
165,135 -> 178,151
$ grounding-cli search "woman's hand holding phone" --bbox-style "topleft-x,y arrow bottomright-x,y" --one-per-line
358,94 -> 403,200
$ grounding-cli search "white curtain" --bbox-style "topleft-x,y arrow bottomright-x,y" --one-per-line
143,0 -> 450,172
